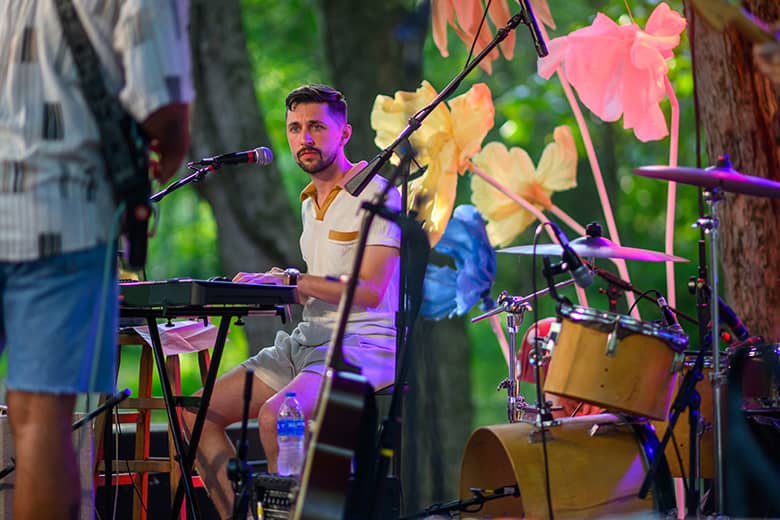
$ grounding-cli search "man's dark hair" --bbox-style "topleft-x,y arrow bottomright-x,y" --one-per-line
285,84 -> 348,123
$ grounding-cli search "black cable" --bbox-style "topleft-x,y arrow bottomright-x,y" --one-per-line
531,221 -> 556,520
626,288 -> 662,315
668,428 -> 689,491
464,0 -> 493,70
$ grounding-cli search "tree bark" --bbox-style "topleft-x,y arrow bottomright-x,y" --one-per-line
189,0 -> 302,351
687,1 -> 780,341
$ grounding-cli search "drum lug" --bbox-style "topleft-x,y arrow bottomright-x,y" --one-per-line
528,427 -> 555,444
670,351 -> 685,373
605,322 -> 620,357
589,422 -> 617,437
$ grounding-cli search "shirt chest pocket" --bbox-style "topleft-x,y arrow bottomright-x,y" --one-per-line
326,229 -> 360,274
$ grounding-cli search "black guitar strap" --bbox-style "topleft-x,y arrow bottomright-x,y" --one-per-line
52,0 -> 151,269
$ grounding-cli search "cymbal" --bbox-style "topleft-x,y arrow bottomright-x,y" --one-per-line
498,236 -> 688,262
633,165 -> 780,198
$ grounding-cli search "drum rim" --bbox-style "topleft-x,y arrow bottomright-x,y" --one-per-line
558,303 -> 689,351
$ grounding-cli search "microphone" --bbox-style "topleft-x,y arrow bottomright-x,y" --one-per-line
656,296 -> 684,334
549,223 -> 593,288
189,146 -> 273,168
516,0 -> 548,57
717,296 -> 750,341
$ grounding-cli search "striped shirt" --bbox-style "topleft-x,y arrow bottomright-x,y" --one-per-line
0,0 -> 194,261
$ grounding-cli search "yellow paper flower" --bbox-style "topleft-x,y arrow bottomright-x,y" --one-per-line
371,81 -> 495,246
470,125 -> 577,246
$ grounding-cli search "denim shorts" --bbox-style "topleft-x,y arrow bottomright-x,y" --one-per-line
0,245 -> 117,394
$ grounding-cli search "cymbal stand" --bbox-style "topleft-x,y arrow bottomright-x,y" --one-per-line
473,281 -> 574,424
497,293 -> 531,424
697,186 -> 726,514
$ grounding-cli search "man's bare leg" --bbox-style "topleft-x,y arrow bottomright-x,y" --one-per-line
257,371 -> 323,474
182,366 -> 275,519
8,391 -> 79,520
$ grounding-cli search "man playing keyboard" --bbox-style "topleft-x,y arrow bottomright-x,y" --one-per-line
182,84 -> 401,518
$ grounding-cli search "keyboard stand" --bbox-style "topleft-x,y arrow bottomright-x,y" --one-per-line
119,305 -> 285,520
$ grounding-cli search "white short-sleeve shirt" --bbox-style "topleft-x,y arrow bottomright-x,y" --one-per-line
296,161 -> 402,343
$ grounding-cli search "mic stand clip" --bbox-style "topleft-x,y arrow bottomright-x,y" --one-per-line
150,164 -> 213,203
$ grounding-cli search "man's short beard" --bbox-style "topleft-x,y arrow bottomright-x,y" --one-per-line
298,150 -> 337,174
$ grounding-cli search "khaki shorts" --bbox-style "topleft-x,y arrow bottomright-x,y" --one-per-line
242,328 -> 395,392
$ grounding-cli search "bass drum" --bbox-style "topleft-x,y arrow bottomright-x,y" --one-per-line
459,414 -> 675,519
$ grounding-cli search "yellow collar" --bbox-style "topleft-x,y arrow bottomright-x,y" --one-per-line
300,183 -> 343,221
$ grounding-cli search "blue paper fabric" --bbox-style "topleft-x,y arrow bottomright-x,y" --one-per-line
420,205 -> 496,320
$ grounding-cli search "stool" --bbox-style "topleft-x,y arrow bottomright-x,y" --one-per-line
94,330 -> 211,520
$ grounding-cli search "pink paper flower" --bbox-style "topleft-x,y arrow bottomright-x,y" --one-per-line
538,2 -> 686,142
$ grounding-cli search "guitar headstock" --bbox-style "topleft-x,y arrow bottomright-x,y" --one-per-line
689,0 -> 777,44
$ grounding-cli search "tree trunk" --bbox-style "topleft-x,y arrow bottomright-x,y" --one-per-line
687,1 -> 780,341
189,0 -> 302,351
402,317 -> 474,513
317,0 -> 426,158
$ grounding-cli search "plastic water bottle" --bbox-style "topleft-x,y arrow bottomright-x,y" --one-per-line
276,392 -> 305,477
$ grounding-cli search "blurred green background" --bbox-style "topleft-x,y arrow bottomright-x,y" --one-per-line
0,0 -> 704,431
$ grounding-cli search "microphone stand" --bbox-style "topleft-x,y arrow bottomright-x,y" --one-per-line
0,388 -> 131,480
345,10 -> 529,198
228,369 -> 256,520
150,164 -> 214,202
341,9 -> 541,518
399,484 -> 519,520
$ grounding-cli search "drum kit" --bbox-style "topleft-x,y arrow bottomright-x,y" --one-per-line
461,158 -> 780,518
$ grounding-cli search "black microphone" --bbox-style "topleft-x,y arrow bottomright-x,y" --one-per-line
656,296 -> 684,334
189,146 -> 273,168
516,0 -> 548,57
717,296 -> 750,341
549,223 -> 593,288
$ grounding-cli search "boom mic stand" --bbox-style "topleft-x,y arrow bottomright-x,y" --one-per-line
0,388 -> 131,480
342,9 -> 540,518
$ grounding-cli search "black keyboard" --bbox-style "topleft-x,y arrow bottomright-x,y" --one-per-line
120,279 -> 296,308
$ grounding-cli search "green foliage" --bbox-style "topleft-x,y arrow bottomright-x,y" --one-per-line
147,187 -> 220,280
241,0 -> 326,206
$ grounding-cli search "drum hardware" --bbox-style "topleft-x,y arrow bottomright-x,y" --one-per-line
606,321 -> 620,357
634,153 -> 780,514
473,285 -> 571,424
527,427 -> 555,443
670,351 -> 686,373
515,400 -> 563,427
